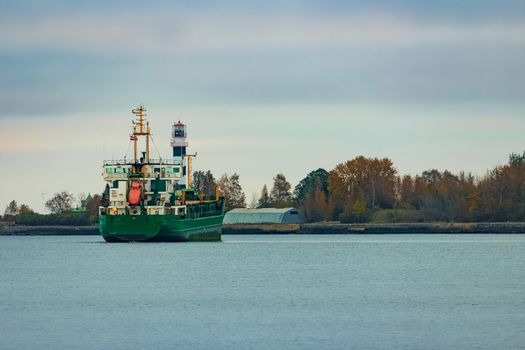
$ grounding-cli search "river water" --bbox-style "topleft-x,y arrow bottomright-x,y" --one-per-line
0,234 -> 524,350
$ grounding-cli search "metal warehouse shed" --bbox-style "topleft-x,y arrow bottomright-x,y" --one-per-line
223,208 -> 305,224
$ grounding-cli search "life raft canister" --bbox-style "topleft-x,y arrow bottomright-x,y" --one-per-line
128,181 -> 142,205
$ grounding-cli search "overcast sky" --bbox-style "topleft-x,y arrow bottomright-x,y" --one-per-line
1,0 -> 525,212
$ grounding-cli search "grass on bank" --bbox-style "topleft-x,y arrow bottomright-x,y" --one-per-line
367,209 -> 460,223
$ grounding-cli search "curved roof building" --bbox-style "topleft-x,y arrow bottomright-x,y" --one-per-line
223,208 -> 305,224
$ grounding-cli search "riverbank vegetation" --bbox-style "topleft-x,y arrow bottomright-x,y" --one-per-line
193,151 -> 525,223
2,193 -> 101,226
292,151 -> 525,223
3,151 -> 525,225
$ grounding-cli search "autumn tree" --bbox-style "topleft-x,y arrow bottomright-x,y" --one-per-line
270,173 -> 292,208
393,169 -> 480,222
317,150 -> 525,223
19,204 -> 34,215
458,172 -> 479,221
436,171 -> 462,221
218,175 -> 230,205
477,167 -> 505,220
476,155 -> 525,221
328,156 -> 397,222
502,155 -> 525,221
398,175 -> 415,209
404,169 -> 480,221
257,185 -> 271,208
45,191 -> 74,214
85,194 -> 103,222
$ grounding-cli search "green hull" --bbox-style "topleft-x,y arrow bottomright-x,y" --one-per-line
99,214 -> 223,242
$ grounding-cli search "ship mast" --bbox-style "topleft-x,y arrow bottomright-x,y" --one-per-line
131,105 -> 150,163
183,153 -> 197,188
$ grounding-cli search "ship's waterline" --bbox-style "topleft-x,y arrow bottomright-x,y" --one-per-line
100,214 -> 223,242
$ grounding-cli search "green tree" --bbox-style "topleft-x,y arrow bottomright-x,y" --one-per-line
257,185 -> 271,208
3,200 -> 19,221
292,168 -> 328,207
218,173 -> 246,211
509,151 -> 525,167
270,173 -> 292,208
301,177 -> 329,222
193,170 -> 216,195
4,200 -> 19,217
45,191 -> 74,214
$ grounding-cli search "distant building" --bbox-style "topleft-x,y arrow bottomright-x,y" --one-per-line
223,208 -> 305,224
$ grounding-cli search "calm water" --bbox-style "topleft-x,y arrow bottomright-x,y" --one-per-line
0,234 -> 524,350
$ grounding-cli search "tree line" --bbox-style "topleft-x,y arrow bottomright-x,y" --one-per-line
196,151 -> 525,223
291,151 -> 525,223
2,192 -> 101,226
192,171 -> 292,212
4,151 -> 525,224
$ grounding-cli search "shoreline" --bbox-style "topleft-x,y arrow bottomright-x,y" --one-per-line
222,222 -> 525,234
0,225 -> 99,236
2,222 -> 525,236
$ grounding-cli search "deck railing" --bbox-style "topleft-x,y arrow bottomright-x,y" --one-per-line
103,159 -> 181,166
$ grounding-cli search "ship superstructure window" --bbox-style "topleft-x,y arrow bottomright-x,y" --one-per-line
151,180 -> 167,192
105,167 -> 130,174
173,147 -> 187,157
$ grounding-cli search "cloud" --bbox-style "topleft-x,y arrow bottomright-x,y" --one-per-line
1,9 -> 524,118
2,2 -> 524,213
1,11 -> 524,56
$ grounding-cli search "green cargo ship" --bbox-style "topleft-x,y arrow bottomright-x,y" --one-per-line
99,105 -> 224,242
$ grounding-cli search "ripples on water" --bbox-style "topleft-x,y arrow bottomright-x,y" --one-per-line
0,234 -> 524,350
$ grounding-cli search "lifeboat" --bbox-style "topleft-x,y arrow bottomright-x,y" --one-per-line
128,182 -> 142,205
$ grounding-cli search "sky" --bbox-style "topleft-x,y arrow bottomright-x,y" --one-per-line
1,0 -> 525,212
